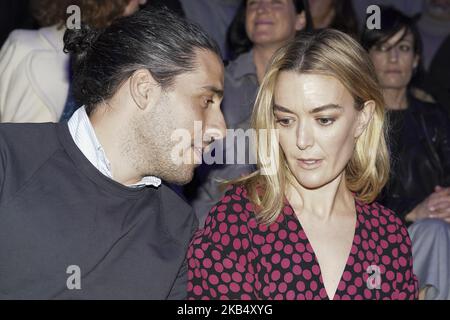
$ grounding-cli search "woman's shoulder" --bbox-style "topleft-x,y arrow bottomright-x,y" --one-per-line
204,184 -> 255,224
357,200 -> 409,239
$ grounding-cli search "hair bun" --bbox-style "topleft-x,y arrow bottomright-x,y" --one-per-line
63,24 -> 101,55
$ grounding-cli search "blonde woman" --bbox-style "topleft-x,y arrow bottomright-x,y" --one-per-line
187,29 -> 418,300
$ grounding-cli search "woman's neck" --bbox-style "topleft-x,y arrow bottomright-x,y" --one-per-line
313,9 -> 336,29
286,173 -> 354,221
383,88 -> 408,110
253,45 -> 281,84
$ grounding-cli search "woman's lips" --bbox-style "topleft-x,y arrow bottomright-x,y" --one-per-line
297,159 -> 323,170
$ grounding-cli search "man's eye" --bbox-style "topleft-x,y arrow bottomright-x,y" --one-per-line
317,118 -> 335,126
204,99 -> 214,108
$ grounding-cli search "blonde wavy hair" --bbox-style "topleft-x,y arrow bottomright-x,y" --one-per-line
234,29 -> 390,225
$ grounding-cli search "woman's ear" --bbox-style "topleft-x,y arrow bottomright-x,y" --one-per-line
355,100 -> 375,139
129,69 -> 160,111
413,54 -> 419,70
295,11 -> 307,31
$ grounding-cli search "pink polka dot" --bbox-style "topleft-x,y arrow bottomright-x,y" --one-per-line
217,206 -> 227,214
221,273 -> 231,283
278,282 -> 287,293
232,238 -> 241,250
232,203 -> 242,213
295,243 -> 305,253
274,240 -> 284,251
232,272 -> 242,283
302,252 -> 313,263
348,285 -> 357,295
296,281 -> 306,291
193,285 -> 203,296
209,274 -> 219,285
230,282 -> 240,293
343,271 -> 352,282
202,258 -> 212,269
310,280 -> 318,291
278,229 -> 287,240
293,265 -> 302,275
271,253 -> 281,264
271,270 -> 281,282
399,256 -> 407,267
219,222 -> 228,234
286,290 -> 295,300
223,258 -> 233,269
312,265 -> 321,276
281,258 -> 291,269
261,244 -> 272,255
364,288 -> 372,299
284,272 -> 293,283
284,244 -> 293,255
218,284 -> 229,294
303,269 -> 312,280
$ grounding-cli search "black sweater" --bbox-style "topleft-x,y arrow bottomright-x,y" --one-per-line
0,122 -> 197,299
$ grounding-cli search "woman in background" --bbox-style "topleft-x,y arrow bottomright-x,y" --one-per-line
0,0 -> 146,123
362,6 -> 450,300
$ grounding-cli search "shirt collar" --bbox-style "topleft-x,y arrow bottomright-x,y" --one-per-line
67,107 -> 161,188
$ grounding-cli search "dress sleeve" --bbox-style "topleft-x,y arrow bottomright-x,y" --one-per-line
186,185 -> 259,300
390,218 -> 419,300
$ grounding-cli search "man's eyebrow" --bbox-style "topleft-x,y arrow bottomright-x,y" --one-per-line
202,86 -> 224,98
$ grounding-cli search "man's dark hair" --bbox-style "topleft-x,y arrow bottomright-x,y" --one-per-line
226,0 -> 312,60
64,8 -> 221,114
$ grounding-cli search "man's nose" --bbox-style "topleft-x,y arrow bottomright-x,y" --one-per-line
203,109 -> 227,146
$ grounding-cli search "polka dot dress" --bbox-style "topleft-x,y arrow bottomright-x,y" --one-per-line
187,185 -> 418,300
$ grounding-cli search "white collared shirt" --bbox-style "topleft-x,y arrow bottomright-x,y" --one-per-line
67,107 -> 161,188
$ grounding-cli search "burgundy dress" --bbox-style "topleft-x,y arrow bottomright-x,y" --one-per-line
187,185 -> 418,300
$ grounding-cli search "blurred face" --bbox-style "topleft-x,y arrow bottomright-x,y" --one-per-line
274,72 -> 371,190
369,29 -> 419,90
246,0 -> 305,47
425,0 -> 450,20
131,50 -> 226,185
123,0 -> 147,16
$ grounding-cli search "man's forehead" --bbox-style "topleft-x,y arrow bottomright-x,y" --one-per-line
176,51 -> 224,92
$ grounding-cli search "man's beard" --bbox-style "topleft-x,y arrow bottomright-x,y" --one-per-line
123,106 -> 196,186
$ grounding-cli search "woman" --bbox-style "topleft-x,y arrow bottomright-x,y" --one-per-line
188,0 -> 311,226
362,7 -> 450,300
0,0 -> 146,123
187,29 -> 418,300
224,0 -> 310,128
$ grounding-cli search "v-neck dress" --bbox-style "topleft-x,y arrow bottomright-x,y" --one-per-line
187,185 -> 418,300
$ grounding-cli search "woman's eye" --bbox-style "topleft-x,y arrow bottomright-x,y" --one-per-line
376,45 -> 389,52
399,44 -> 412,52
317,118 -> 335,126
276,118 -> 293,126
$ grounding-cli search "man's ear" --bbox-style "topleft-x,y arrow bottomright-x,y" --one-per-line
295,11 -> 307,31
355,100 -> 375,139
129,69 -> 159,110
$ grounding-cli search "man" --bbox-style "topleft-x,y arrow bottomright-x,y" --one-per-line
0,9 -> 226,299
